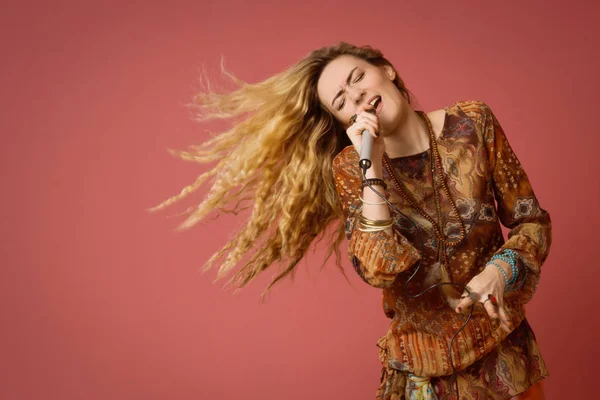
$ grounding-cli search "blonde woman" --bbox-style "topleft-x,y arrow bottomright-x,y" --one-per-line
152,43 -> 551,400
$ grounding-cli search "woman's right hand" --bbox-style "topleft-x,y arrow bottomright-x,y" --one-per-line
347,107 -> 390,232
346,107 -> 386,168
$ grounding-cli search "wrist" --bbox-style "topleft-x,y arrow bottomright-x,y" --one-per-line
364,165 -> 383,179
485,260 -> 511,292
490,249 -> 520,291
493,259 -> 512,280
485,263 -> 507,291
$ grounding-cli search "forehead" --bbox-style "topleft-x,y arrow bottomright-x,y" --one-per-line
317,55 -> 370,100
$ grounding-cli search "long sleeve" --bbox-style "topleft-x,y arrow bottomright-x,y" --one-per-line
332,148 -> 421,289
479,103 -> 552,304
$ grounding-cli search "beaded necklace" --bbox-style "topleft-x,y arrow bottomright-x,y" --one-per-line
382,110 -> 467,279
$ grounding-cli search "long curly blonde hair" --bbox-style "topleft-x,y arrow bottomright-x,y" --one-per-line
150,42 -> 412,299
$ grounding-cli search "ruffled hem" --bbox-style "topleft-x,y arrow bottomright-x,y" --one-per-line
376,319 -> 548,400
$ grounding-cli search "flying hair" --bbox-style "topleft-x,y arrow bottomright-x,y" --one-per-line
149,42 -> 413,300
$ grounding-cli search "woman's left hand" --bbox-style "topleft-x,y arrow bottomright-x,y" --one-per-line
454,261 -> 512,333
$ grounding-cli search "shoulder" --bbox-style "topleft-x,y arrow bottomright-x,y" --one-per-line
416,101 -> 493,141
445,100 -> 493,121
443,100 -> 497,138
436,100 -> 497,143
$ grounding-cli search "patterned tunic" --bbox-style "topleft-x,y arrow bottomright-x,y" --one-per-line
331,100 -> 551,399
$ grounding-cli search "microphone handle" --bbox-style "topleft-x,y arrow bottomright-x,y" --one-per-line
359,129 -> 373,171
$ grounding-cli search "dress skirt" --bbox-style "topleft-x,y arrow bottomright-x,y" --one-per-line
375,319 -> 548,400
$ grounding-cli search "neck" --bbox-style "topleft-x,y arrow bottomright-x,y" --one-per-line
384,108 -> 429,158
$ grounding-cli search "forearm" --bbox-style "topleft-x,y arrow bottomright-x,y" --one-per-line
332,149 -> 421,288
361,162 -> 393,236
478,102 -> 551,302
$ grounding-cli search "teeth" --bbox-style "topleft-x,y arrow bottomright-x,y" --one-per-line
370,96 -> 380,106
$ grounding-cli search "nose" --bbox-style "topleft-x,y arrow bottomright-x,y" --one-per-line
347,85 -> 366,106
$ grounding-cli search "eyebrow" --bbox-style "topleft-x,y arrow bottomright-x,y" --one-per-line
331,66 -> 358,108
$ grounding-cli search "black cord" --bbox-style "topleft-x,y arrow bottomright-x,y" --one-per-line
361,174 -> 474,398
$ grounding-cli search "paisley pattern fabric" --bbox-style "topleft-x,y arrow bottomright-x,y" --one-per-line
331,101 -> 551,399
376,320 -> 547,399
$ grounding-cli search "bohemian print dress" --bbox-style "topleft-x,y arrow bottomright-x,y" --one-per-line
332,100 -> 551,399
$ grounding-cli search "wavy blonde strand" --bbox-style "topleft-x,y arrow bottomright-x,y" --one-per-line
151,42 -> 410,299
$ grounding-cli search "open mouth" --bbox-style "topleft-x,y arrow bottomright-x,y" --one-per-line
369,96 -> 382,110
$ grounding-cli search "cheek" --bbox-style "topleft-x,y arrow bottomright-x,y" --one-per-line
337,113 -> 352,127
385,87 -> 404,108
370,73 -> 389,86
322,106 -> 349,127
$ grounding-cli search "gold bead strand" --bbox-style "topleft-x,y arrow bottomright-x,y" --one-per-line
419,111 -> 467,246
382,111 -> 467,248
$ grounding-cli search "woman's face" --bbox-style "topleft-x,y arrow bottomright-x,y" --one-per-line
316,55 -> 406,136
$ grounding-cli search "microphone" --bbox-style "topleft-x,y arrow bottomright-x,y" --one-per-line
359,108 -> 376,174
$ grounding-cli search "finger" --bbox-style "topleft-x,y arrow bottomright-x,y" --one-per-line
455,290 -> 479,313
356,104 -> 376,114
350,120 -> 379,138
353,113 -> 379,132
358,110 -> 379,124
347,107 -> 376,128
346,122 -> 378,154
497,303 -> 512,333
359,116 -> 379,136
483,298 -> 500,320
361,122 -> 379,138
348,114 -> 358,126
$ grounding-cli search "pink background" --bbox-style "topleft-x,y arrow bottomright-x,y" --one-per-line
1,1 -> 598,399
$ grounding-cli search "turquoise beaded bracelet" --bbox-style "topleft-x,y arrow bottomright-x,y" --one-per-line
506,249 -> 520,284
489,249 -> 522,291
491,255 -> 517,287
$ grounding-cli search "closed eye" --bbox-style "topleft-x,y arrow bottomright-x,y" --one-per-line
334,68 -> 363,111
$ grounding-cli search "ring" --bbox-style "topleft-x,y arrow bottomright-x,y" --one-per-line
349,114 -> 357,125
485,294 -> 498,307
461,285 -> 477,300
461,291 -> 478,301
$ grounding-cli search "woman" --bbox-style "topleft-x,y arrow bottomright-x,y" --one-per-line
152,42 -> 551,399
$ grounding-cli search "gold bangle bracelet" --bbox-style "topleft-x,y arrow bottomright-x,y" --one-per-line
358,215 -> 393,226
358,224 -> 393,232
359,196 -> 387,205
359,220 -> 394,228
359,221 -> 393,228
359,214 -> 391,223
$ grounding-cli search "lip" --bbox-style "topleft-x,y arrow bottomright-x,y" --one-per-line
367,95 -> 380,106
367,95 -> 383,114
